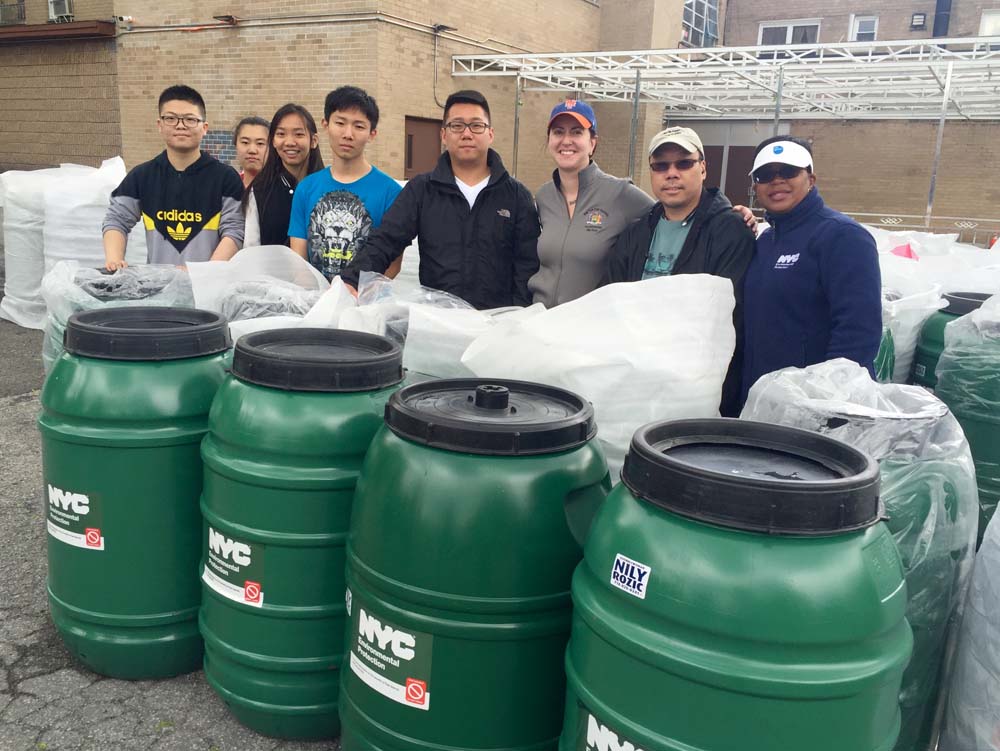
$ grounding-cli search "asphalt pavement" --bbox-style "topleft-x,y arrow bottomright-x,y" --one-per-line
0,255 -> 341,750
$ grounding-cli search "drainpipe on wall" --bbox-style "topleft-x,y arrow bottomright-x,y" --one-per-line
933,0 -> 952,37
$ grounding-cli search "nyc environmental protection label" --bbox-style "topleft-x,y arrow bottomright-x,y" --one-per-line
201,525 -> 266,608
347,589 -> 434,711
46,484 -> 104,550
577,706 -> 649,751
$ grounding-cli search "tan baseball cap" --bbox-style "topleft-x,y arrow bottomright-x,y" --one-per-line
648,126 -> 704,157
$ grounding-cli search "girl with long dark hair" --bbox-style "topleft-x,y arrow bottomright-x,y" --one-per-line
243,103 -> 324,247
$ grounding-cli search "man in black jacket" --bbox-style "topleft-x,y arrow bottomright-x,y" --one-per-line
342,90 -> 540,309
604,126 -> 755,416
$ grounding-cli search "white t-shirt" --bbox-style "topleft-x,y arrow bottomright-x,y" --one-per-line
455,175 -> 489,209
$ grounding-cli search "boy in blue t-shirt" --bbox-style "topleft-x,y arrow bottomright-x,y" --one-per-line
289,86 -> 402,280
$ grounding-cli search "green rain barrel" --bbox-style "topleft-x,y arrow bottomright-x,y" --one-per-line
911,292 -> 989,389
39,306 -> 230,679
199,328 -> 404,740
341,379 -> 610,751
560,418 -> 913,751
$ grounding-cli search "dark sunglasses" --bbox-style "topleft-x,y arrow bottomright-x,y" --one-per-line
649,158 -> 703,173
752,164 -> 805,184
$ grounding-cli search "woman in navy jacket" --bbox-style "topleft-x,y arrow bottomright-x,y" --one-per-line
741,136 -> 882,403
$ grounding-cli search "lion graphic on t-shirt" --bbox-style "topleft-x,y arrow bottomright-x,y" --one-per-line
307,190 -> 374,279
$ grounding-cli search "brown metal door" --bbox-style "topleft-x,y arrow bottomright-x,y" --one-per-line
724,146 -> 756,208
703,145 -> 757,207
404,117 -> 442,179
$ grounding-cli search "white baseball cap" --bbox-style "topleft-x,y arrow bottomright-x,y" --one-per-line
750,140 -> 813,175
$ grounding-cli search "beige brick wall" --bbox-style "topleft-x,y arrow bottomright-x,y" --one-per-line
0,39 -> 121,171
115,21 -> 379,168
724,0 -> 935,46
948,0 -> 1000,37
789,120 -> 1000,220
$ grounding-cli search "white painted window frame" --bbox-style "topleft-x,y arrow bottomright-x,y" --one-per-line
980,9 -> 1000,35
757,18 -> 823,46
849,14 -> 879,42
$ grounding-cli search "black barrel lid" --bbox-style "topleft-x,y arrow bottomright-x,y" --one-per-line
231,328 -> 403,392
385,378 -> 596,455
943,292 -> 991,317
622,418 -> 880,536
64,306 -> 230,361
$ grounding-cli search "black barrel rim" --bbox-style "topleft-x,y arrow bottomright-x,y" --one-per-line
385,378 -> 596,455
64,306 -> 230,361
232,328 -> 403,392
622,418 -> 880,536
943,292 -> 991,317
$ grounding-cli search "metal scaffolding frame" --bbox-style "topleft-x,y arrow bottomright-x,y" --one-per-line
453,38 -> 1000,120
453,37 -> 1000,224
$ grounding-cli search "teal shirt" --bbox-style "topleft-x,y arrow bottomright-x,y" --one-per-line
642,217 -> 691,279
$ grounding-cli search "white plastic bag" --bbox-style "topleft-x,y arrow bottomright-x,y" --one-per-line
942,514 -> 1000,750
880,278 -> 946,383
301,277 -> 357,328
228,315 -> 304,343
1,165 -> 93,329
42,157 -> 146,273
462,275 -> 736,480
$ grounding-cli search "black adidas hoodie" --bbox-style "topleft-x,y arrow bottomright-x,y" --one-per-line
103,150 -> 244,264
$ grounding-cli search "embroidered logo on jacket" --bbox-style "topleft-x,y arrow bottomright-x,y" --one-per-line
497,208 -> 511,219
774,253 -> 800,269
585,208 -> 608,231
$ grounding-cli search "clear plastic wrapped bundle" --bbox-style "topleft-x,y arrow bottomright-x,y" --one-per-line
40,262 -> 195,371
741,359 -> 979,751
218,277 -> 323,322
935,295 -> 1000,543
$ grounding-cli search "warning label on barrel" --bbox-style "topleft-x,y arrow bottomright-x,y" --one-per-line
610,553 -> 651,599
347,596 -> 433,711
201,526 -> 265,608
576,706 -> 649,751
46,484 -> 104,551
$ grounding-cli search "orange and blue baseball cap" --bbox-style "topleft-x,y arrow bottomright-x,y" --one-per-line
548,99 -> 597,134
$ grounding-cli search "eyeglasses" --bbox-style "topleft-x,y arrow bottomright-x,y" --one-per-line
160,114 -> 205,129
752,164 -> 804,184
649,158 -> 702,173
444,121 -> 490,134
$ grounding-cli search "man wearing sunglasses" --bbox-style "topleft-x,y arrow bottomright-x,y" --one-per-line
604,126 -> 755,416
740,136 -> 881,403
343,89 -> 540,309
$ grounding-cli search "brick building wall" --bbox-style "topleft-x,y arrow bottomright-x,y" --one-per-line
724,0 -> 937,46
787,120 -> 1000,218
947,0 -> 1000,36
0,37 -> 122,171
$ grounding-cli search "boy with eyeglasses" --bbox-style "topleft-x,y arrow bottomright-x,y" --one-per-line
342,89 -> 540,309
102,84 -> 245,269
604,126 -> 755,416
740,136 -> 881,403
288,86 -> 401,281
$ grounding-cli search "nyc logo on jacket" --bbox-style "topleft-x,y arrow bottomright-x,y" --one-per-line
774,252 -> 801,269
